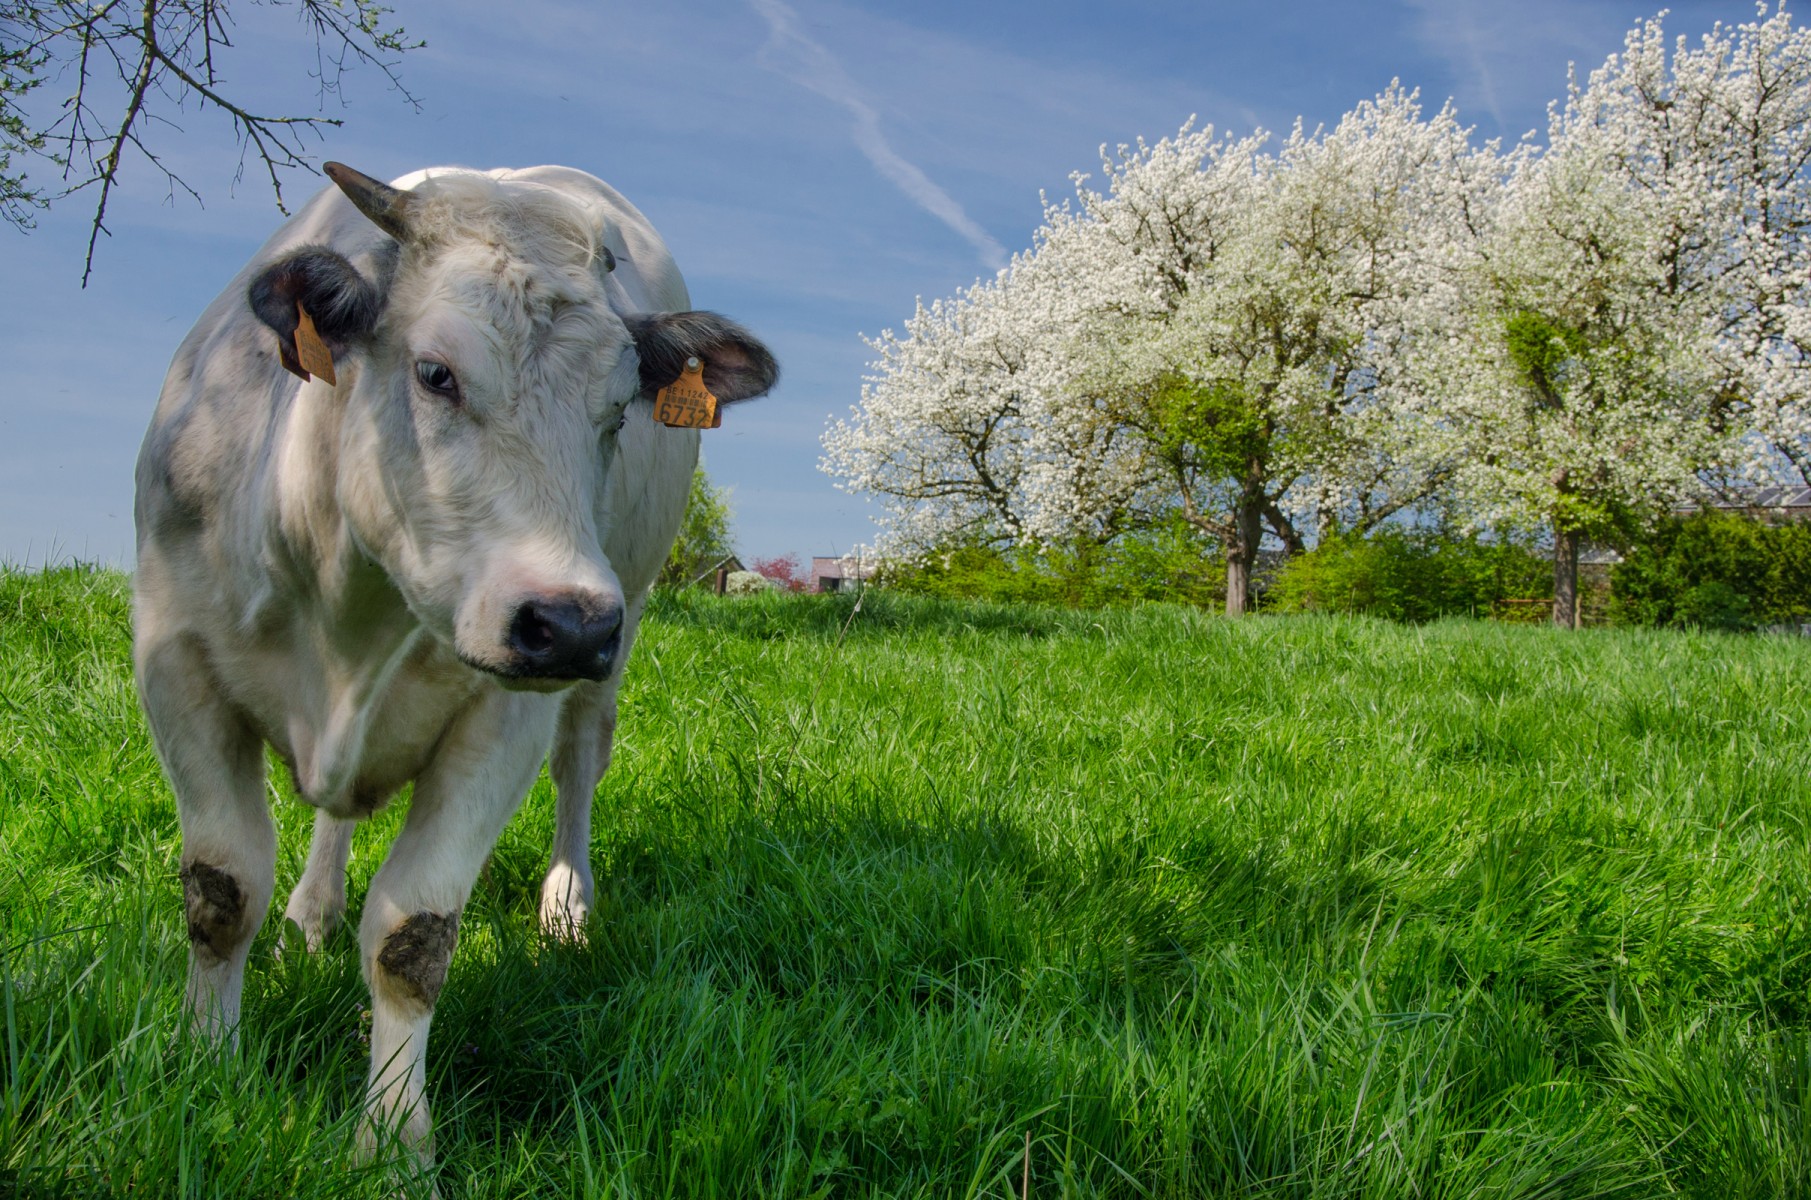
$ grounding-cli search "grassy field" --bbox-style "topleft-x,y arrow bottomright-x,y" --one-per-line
3,565 -> 1811,1198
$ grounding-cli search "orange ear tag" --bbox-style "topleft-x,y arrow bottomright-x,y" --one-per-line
294,302 -> 337,386
654,356 -> 720,429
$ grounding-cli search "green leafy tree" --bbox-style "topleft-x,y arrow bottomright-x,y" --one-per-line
1612,511 -> 1811,630
1,0 -> 420,281
659,465 -> 735,588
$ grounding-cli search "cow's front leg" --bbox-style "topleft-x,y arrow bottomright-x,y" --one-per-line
136,633 -> 276,1045
540,604 -> 642,941
539,679 -> 615,941
281,810 -> 357,952
358,689 -> 557,1164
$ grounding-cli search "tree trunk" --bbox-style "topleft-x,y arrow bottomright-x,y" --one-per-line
1224,491 -> 1264,617
1225,554 -> 1250,617
1552,526 -> 1581,629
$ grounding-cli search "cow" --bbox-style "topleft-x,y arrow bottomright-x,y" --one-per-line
132,162 -> 777,1165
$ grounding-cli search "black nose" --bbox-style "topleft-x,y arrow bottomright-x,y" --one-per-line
507,596 -> 623,681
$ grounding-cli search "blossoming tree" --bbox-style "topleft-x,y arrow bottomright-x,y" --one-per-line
827,7 -> 1811,624
1049,91 -> 1501,613
827,89 -> 1497,614
1445,7 -> 1811,626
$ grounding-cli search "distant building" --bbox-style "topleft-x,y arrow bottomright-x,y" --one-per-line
811,555 -> 874,594
1677,485 -> 1811,524
684,554 -> 745,592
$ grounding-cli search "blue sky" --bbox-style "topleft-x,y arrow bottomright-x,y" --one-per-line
0,0 -> 1768,568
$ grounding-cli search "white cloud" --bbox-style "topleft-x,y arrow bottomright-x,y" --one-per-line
747,0 -> 1009,271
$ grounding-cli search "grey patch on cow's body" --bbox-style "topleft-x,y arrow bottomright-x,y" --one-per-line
376,912 -> 460,1008
181,862 -> 245,962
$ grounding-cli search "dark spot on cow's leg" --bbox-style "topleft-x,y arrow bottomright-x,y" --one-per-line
376,912 -> 460,1008
181,862 -> 245,963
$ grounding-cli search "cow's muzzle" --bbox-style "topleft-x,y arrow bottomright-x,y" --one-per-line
502,594 -> 624,682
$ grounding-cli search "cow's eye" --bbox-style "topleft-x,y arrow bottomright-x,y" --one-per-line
414,360 -> 459,399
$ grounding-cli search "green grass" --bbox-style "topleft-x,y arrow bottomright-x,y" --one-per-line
3,564 -> 1811,1198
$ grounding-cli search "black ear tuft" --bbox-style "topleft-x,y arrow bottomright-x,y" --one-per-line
623,311 -> 779,404
248,247 -> 383,379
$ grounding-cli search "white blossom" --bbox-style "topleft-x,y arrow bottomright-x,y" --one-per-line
824,6 -> 1811,615
826,90 -> 1493,597
1442,3 -> 1811,555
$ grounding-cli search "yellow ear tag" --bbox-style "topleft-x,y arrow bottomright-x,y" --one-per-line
654,356 -> 719,429
294,302 -> 337,386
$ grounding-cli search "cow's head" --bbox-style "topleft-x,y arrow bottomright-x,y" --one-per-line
248,163 -> 776,687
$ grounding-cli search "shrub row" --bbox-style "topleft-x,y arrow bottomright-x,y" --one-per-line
878,523 -> 1225,609
874,512 -> 1810,632
1266,529 -> 1552,622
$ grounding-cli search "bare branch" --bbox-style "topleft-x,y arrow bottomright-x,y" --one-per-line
2,0 -> 422,281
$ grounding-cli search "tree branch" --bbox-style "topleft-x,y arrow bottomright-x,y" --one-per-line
4,0 -> 421,282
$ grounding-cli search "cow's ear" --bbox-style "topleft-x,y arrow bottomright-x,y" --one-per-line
248,247 -> 382,383
624,311 -> 778,403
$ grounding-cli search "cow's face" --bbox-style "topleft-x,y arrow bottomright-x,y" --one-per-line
248,165 -> 776,687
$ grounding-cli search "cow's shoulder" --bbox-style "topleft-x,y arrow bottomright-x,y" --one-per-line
137,188 -> 385,530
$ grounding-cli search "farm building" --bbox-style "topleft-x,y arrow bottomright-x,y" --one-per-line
811,555 -> 875,594
682,555 -> 746,593
1678,485 -> 1811,523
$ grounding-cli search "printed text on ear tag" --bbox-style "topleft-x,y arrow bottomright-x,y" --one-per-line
294,303 -> 338,385
654,357 -> 719,429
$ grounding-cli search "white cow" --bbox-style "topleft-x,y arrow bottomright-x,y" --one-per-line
133,163 -> 776,1162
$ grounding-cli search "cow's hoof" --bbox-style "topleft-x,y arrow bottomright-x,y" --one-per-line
183,1007 -> 241,1055
538,896 -> 591,944
280,892 -> 344,954
538,865 -> 592,944
277,908 -> 341,956
356,1109 -> 437,1197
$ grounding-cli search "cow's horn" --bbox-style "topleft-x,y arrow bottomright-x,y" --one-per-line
323,162 -> 412,241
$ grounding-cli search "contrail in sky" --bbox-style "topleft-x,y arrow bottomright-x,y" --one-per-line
748,0 -> 1010,271
1406,0 -> 1507,133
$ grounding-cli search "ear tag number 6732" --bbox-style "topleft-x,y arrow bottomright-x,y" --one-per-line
655,356 -> 721,429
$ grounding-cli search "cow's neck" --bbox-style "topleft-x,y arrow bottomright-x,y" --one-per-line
288,558 -> 426,811
269,382 -> 429,812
